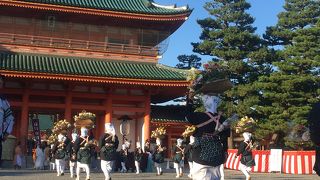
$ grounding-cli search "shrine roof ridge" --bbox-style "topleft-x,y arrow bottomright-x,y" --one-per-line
151,105 -> 188,123
0,52 -> 188,81
13,0 -> 192,15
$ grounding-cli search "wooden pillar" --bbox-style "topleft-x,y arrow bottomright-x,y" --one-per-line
135,113 -> 138,143
64,87 -> 72,121
104,97 -> 112,123
20,88 -> 29,153
167,130 -> 172,158
98,115 -> 105,137
228,130 -> 234,149
143,91 -> 151,142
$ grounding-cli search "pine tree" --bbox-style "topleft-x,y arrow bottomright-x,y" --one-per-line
264,0 -> 320,46
192,0 -> 266,119
192,0 -> 261,83
174,54 -> 201,103
255,0 -> 320,149
191,0 -> 275,149
175,54 -> 202,69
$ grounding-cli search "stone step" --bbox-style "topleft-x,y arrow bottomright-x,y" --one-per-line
1,156 -> 34,169
25,156 -> 34,169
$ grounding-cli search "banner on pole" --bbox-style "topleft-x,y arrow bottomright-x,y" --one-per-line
32,118 -> 41,145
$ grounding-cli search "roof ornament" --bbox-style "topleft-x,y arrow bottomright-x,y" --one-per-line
151,2 -> 188,10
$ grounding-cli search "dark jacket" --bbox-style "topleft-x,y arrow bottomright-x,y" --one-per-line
236,141 -> 255,167
99,133 -> 119,161
152,145 -> 165,163
49,147 -> 54,163
134,148 -> 143,162
52,138 -> 70,160
75,136 -> 94,164
119,149 -> 128,162
186,110 -> 227,167
172,145 -> 184,163
68,140 -> 78,162
184,144 -> 193,162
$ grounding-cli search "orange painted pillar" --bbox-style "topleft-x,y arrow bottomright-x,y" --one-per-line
103,95 -> 112,126
65,90 -> 72,122
135,113 -> 138,142
143,91 -> 151,142
97,115 -> 104,137
20,89 -> 29,153
168,131 -> 172,158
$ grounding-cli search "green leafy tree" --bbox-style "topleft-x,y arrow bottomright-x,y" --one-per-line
191,0 -> 281,149
264,0 -> 320,46
175,54 -> 202,69
174,54 -> 201,103
255,0 -> 320,149
192,0 -> 261,84
192,0 -> 267,121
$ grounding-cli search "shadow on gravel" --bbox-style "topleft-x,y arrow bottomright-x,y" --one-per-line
0,170 -> 56,176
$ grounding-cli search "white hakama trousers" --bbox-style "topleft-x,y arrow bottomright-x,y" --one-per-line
101,160 -> 113,180
154,162 -> 163,175
76,162 -> 90,180
192,162 -> 221,180
174,161 -> 184,177
50,162 -> 56,170
219,164 -> 225,180
240,163 -> 252,180
55,159 -> 65,176
188,161 -> 193,178
134,161 -> 140,174
69,161 -> 76,177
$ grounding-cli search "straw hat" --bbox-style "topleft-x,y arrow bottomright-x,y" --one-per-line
199,79 -> 233,94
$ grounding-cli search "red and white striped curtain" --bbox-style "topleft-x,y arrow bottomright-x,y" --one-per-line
225,149 -> 315,174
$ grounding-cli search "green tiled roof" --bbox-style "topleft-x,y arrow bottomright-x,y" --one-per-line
0,53 -> 187,81
20,0 -> 191,15
151,105 -> 188,123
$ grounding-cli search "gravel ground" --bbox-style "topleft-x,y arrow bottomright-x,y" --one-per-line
0,168 -> 318,180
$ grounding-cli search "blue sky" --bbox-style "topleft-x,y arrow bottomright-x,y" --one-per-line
156,0 -> 285,67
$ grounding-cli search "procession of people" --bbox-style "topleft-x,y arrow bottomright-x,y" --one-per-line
24,119 -> 207,180
1,87 -> 314,180
0,70 -> 319,180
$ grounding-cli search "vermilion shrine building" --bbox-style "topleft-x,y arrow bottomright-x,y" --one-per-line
0,0 -> 191,152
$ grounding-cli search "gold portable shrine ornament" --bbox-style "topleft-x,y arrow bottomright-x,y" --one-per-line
151,126 -> 167,139
74,110 -> 96,129
48,119 -> 72,144
74,110 -> 97,148
187,62 -> 233,97
182,125 -> 196,138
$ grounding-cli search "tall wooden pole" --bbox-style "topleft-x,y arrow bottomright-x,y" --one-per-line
104,97 -> 112,123
65,85 -> 72,122
143,91 -> 151,143
20,87 -> 29,153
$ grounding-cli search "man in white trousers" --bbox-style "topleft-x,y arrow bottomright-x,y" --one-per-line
235,132 -> 255,180
186,95 -> 230,180
69,132 -> 78,178
99,123 -> 119,180
52,133 -> 68,176
134,142 -> 143,174
75,127 -> 93,180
